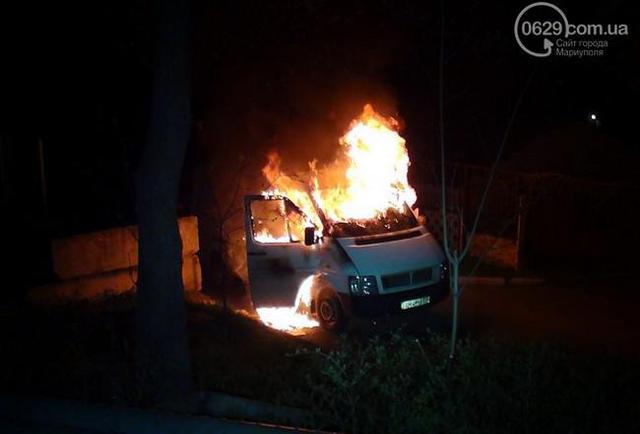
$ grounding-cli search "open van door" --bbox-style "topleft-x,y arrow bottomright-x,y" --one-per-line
244,195 -> 321,308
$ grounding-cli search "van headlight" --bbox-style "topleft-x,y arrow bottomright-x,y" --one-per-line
348,275 -> 379,296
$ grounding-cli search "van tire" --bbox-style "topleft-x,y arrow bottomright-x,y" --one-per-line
317,293 -> 346,332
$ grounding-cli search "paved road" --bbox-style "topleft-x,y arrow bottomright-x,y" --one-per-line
0,395 -> 314,434
0,420 -> 95,434
304,279 -> 640,357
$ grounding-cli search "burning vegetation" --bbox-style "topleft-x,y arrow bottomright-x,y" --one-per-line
252,104 -> 420,332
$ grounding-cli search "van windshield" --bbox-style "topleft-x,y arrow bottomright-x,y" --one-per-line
328,205 -> 419,238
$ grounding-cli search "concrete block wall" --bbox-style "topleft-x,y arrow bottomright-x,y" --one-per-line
469,233 -> 518,269
29,216 -> 201,304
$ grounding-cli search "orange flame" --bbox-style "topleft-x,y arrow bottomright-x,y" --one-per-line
256,276 -> 319,333
253,228 -> 291,244
314,104 -> 416,221
263,104 -> 416,228
256,104 -> 418,333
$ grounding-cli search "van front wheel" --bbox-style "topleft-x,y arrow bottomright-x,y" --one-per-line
317,295 -> 346,331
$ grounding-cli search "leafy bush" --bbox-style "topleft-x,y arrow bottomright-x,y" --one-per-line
3,296 -> 638,433
297,332 -> 640,434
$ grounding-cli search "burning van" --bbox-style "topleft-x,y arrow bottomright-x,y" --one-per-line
244,104 -> 449,332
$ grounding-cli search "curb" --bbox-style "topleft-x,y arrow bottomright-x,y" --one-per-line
199,391 -> 311,427
0,395 -> 317,434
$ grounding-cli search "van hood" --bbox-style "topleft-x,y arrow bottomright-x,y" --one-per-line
335,228 -> 445,276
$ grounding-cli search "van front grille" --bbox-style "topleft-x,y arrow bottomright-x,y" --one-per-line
382,267 -> 434,290
382,273 -> 411,289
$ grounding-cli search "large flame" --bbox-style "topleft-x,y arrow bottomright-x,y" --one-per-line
263,104 -> 416,227
314,104 -> 417,221
256,104 -> 417,333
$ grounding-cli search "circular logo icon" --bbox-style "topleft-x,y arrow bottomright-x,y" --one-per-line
514,2 -> 568,57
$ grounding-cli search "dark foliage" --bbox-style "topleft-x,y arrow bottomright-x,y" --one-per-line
1,295 -> 638,433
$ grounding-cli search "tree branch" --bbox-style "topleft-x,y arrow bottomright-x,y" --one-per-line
460,71 -> 535,259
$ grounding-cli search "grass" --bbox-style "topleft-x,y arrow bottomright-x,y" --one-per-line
0,292 -> 313,407
0,292 -> 638,433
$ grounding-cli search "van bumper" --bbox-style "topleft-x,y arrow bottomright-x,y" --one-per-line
339,280 -> 449,317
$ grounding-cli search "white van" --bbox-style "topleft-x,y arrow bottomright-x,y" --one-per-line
244,193 -> 449,330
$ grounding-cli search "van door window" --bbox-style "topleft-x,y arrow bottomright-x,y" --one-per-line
250,198 -> 307,244
285,201 -> 306,242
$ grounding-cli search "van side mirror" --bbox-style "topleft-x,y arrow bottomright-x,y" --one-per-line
304,227 -> 316,246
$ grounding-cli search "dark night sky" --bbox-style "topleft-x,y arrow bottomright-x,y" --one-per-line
2,0 -> 639,236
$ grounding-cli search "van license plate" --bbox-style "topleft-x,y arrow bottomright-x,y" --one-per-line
401,296 -> 430,310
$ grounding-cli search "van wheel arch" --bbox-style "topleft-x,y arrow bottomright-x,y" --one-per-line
315,286 -> 347,332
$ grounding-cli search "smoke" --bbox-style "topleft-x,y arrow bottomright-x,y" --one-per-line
190,2 -> 406,307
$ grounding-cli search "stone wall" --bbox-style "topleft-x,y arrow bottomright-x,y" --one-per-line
29,216 -> 201,304
469,233 -> 518,269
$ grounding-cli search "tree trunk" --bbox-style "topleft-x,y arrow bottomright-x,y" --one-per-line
134,0 -> 193,404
